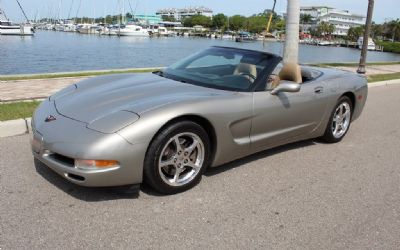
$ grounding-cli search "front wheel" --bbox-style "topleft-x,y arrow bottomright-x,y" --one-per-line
322,96 -> 353,143
144,121 -> 210,194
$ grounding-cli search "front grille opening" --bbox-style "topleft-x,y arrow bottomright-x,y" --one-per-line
66,173 -> 85,182
50,153 -> 74,167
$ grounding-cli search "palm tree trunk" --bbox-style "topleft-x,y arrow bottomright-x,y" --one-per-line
283,0 -> 300,64
357,0 -> 375,74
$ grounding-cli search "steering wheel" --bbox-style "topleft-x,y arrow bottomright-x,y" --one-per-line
239,72 -> 257,82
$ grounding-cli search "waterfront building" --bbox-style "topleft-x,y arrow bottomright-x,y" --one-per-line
300,6 -> 365,36
156,7 -> 213,21
131,14 -> 162,25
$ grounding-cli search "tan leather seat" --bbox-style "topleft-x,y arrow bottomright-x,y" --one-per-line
278,63 -> 303,84
234,63 -> 257,82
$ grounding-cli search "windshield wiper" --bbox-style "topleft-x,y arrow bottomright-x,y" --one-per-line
152,70 -> 165,77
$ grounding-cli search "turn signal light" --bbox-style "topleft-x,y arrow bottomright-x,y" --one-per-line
75,159 -> 119,170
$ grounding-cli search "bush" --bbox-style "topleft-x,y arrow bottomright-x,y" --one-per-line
376,41 -> 400,53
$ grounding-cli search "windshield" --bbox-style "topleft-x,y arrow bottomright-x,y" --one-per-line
160,47 -> 279,91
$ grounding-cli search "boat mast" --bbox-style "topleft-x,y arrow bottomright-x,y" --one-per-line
75,0 -> 82,23
15,0 -> 30,22
67,0 -> 74,20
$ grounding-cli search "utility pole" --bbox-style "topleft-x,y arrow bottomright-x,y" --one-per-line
283,0 -> 300,64
357,0 -> 375,74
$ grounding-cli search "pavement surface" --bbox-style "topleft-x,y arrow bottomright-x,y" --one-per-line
0,77 -> 86,102
1,64 -> 399,101
1,84 -> 400,249
336,64 -> 400,75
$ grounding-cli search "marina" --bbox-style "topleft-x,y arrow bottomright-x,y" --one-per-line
1,30 -> 400,75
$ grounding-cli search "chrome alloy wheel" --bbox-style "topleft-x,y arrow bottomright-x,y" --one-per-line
158,132 -> 205,187
332,102 -> 351,139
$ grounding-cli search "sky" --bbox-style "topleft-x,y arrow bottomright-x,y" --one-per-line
1,0 -> 398,23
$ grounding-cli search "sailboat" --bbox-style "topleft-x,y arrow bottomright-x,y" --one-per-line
116,0 -> 149,37
0,2 -> 34,36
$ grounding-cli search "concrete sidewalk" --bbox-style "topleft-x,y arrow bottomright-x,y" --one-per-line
334,64 -> 400,74
0,77 -> 88,102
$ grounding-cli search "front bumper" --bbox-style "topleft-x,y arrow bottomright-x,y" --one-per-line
31,100 -> 148,187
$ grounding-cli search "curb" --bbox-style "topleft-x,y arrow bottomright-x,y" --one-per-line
1,79 -> 400,138
368,79 -> 400,88
0,118 -> 32,138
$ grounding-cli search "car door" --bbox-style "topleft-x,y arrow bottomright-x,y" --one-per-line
250,79 -> 327,150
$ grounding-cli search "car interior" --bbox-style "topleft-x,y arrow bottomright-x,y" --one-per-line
165,48 -> 322,92
267,63 -> 323,90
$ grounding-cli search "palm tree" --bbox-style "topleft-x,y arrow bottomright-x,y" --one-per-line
358,0 -> 375,74
317,21 -> 336,37
283,0 -> 300,64
300,14 -> 313,24
388,19 -> 400,41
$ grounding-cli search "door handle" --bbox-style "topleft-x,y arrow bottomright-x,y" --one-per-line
314,86 -> 324,94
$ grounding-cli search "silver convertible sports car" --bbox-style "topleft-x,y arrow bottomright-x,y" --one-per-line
31,46 -> 368,194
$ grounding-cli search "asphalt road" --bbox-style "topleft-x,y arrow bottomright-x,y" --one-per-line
1,84 -> 400,250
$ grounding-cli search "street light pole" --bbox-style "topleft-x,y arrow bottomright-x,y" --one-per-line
357,0 -> 375,74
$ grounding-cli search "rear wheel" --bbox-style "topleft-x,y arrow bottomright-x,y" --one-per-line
144,121 -> 210,194
322,96 -> 353,143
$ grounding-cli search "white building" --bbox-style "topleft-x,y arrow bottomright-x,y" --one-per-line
156,6 -> 213,21
300,6 -> 365,36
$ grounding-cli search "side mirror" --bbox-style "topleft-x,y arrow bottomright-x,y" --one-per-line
270,81 -> 301,95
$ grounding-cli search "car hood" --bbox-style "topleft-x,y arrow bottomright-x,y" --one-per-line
53,73 -> 227,124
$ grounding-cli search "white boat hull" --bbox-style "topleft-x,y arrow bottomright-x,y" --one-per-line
116,25 -> 149,37
117,31 -> 149,37
0,25 -> 33,36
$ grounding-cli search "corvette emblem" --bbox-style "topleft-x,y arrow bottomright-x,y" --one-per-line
45,115 -> 57,122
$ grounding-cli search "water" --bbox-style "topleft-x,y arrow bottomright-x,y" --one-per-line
1,31 -> 400,75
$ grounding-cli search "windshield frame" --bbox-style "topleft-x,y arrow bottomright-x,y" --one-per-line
159,46 -> 282,92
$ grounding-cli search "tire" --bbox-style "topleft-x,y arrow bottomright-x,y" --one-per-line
322,96 -> 353,143
144,121 -> 211,194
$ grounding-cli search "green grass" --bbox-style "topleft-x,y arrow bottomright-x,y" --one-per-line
311,61 -> 400,67
0,101 -> 41,121
0,68 -> 161,81
368,72 -> 400,83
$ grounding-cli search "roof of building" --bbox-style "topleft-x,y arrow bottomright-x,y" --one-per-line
157,6 -> 213,14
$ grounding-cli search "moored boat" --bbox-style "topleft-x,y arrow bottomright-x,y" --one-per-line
0,8 -> 33,36
116,24 -> 149,37
358,37 -> 376,51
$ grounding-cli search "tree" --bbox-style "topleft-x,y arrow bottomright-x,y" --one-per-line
283,0 -> 300,64
317,21 -> 335,37
212,13 -> 227,29
300,14 -> 313,24
387,19 -> 400,41
358,0 -> 375,74
309,27 -> 321,37
371,22 -> 383,39
183,15 -> 212,27
229,15 -> 247,31
273,18 -> 286,31
347,26 -> 364,41
247,15 -> 268,33
162,16 -> 176,22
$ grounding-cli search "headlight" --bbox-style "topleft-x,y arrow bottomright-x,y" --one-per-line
75,159 -> 120,170
87,110 -> 140,133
